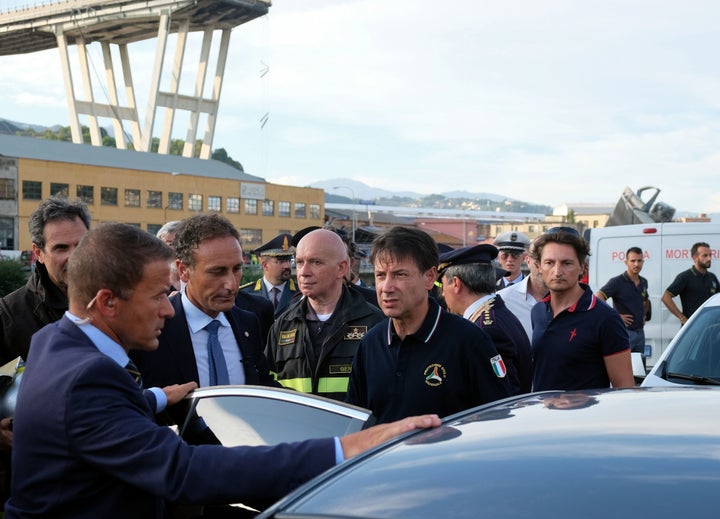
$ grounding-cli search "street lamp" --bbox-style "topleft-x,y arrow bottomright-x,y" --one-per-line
333,186 -> 357,241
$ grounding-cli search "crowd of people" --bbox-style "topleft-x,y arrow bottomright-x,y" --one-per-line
0,195 -> 716,517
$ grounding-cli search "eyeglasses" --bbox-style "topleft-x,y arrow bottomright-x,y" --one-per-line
270,257 -> 292,264
546,226 -> 580,237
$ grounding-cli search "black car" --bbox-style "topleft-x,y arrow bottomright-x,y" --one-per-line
258,387 -> 720,518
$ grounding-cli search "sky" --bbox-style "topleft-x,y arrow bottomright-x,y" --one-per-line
1,0 -> 720,214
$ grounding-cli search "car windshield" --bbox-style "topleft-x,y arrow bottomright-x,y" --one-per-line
664,306 -> 720,384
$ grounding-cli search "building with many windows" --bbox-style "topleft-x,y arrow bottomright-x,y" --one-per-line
0,134 -> 323,251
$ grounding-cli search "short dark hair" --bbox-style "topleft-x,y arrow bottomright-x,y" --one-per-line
68,223 -> 172,306
626,246 -> 643,257
29,197 -> 91,249
443,264 -> 496,295
370,226 -> 438,273
174,214 -> 240,267
531,231 -> 591,266
691,242 -> 710,257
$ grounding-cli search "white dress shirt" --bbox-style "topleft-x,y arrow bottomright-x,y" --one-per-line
181,291 -> 245,387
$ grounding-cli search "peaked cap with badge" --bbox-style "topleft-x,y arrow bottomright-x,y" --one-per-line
438,243 -> 510,280
254,233 -> 294,257
438,244 -> 498,274
493,231 -> 531,252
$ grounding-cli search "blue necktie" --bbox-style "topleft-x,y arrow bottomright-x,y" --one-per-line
205,320 -> 230,386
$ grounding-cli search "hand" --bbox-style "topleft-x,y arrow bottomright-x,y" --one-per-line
0,417 -> 13,451
339,414 -> 441,459
162,381 -> 198,406
619,313 -> 634,327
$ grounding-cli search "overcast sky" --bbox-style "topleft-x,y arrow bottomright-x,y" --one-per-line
1,1 -> 719,214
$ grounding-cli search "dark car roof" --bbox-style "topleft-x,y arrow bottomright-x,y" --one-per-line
263,387 -> 720,519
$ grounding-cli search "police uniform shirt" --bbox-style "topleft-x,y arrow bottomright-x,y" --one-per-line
665,266 -> 720,318
346,298 -> 511,424
467,293 -> 533,395
597,273 -> 649,330
531,284 -> 629,392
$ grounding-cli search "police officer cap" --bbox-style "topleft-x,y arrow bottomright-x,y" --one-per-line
493,231 -> 531,252
290,226 -> 322,247
437,242 -> 454,254
254,233 -> 294,257
438,244 -> 498,274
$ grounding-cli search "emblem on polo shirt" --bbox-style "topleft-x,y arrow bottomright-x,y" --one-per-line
423,363 -> 446,387
490,355 -> 507,378
278,329 -> 297,346
344,326 -> 368,341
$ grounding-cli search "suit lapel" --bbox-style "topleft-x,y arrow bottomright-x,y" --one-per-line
169,295 -> 201,385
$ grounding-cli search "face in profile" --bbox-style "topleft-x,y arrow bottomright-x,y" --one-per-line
113,259 -> 175,352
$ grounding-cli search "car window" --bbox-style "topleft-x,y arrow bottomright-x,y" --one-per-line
179,386 -> 372,447
665,307 -> 720,380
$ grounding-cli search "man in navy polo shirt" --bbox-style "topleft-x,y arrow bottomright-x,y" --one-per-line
346,226 -> 510,424
530,231 -> 634,391
596,246 -> 650,364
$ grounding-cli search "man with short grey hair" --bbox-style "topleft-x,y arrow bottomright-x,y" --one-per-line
438,244 -> 532,395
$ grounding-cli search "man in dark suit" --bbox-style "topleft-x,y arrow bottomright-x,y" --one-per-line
240,233 -> 299,317
7,222 -> 441,518
235,290 -> 274,341
134,214 -> 278,392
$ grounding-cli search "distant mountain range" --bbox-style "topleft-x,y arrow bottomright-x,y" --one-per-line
311,178 -> 512,204
0,118 -> 60,134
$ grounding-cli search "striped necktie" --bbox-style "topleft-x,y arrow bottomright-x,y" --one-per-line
271,286 -> 281,309
125,358 -> 143,389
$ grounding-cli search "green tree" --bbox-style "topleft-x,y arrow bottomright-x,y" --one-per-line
0,260 -> 27,297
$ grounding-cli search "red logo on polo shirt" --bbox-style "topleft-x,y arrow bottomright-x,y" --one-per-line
569,328 -> 577,342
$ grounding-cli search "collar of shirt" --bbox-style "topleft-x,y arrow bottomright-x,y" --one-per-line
65,310 -> 129,367
385,297 -> 442,346
505,272 -> 524,285
263,278 -> 287,294
463,294 -> 494,320
540,283 -> 597,314
181,290 -> 231,333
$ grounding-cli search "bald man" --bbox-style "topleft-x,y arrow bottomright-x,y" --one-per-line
265,229 -> 383,401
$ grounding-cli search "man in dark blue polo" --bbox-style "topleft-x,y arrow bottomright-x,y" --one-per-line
596,246 -> 650,363
346,226 -> 510,423
530,230 -> 634,391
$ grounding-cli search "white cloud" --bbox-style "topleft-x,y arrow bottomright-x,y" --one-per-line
2,0 -> 720,214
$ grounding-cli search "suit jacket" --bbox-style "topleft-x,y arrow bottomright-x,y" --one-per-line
235,290 -> 274,342
241,278 -> 299,317
7,317 -> 335,518
133,294 -> 279,391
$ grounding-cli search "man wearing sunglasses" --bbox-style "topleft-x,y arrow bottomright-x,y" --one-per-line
493,231 -> 531,289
